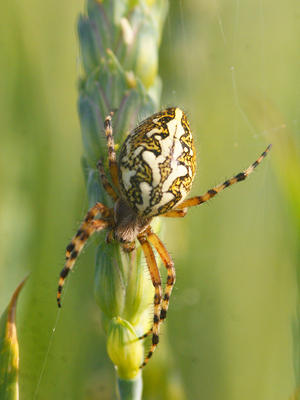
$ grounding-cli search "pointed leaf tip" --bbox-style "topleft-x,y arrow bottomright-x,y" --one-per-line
0,276 -> 28,400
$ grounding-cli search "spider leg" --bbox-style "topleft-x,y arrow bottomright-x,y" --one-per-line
65,202 -> 110,259
137,228 -> 175,341
138,234 -> 162,368
160,209 -> 187,218
57,203 -> 111,307
176,144 -> 272,210
104,112 -> 119,190
121,241 -> 136,253
97,159 -> 118,201
138,329 -> 152,340
105,229 -> 114,244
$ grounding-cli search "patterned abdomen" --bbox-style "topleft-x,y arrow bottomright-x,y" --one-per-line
118,107 -> 196,217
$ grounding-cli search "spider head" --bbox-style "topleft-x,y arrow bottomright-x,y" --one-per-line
113,197 -> 152,244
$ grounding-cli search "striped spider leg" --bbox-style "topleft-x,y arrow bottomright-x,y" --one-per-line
103,112 -> 119,191
137,231 -> 163,368
57,113 -> 118,308
175,144 -> 272,211
57,205 -> 111,307
137,226 -> 176,368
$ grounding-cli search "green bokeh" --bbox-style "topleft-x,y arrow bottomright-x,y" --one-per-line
0,1 -> 299,399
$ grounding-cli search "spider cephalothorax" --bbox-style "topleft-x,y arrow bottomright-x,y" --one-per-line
57,107 -> 271,368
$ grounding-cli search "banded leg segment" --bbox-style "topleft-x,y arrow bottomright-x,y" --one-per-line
176,144 -> 272,210
147,230 -> 176,323
104,113 -> 119,190
65,203 -> 110,259
161,209 -> 187,218
97,159 -> 118,201
138,235 -> 162,368
57,203 -> 111,307
138,229 -> 176,341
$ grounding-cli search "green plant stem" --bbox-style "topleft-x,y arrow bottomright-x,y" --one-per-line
118,375 -> 143,400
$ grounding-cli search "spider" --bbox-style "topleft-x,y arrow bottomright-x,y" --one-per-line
57,107 -> 271,368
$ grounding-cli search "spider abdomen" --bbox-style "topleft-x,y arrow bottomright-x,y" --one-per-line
119,107 -> 196,217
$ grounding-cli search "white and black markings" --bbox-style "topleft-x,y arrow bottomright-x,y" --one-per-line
118,108 -> 196,217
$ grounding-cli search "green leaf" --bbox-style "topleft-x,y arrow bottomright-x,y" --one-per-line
0,278 -> 27,400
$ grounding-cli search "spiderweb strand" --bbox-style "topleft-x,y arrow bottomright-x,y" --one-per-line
33,309 -> 62,400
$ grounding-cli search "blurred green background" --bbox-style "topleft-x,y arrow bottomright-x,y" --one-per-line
0,1 -> 299,399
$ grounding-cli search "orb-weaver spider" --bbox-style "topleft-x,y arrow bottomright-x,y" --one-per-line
57,107 -> 271,368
